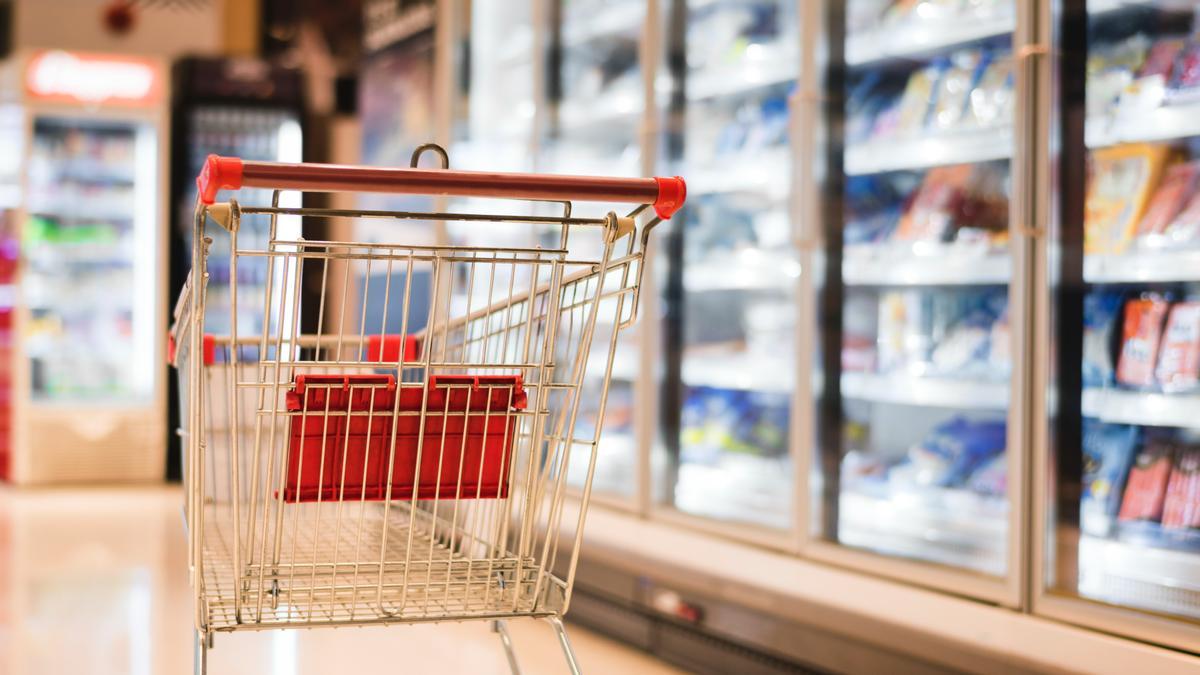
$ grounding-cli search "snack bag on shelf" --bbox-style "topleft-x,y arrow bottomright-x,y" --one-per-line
1115,293 -> 1171,388
1083,291 -> 1124,387
1082,420 -> 1140,533
1135,160 -> 1199,239
966,51 -> 1014,129
1118,436 -> 1176,522
966,452 -> 1007,498
1085,143 -> 1172,255
1117,36 -> 1186,118
1162,446 -> 1200,529
1155,300 -> 1200,392
894,164 -> 973,242
930,49 -> 984,132
954,161 -> 1010,244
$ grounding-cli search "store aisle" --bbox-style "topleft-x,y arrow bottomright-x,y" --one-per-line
0,487 -> 685,675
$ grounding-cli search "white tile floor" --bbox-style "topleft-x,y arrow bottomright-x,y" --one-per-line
0,486 -> 685,675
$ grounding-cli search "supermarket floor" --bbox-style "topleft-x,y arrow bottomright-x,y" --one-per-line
0,486 -> 685,675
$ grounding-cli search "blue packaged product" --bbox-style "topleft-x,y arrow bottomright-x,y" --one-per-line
1083,291 -> 1124,387
905,416 -> 1007,488
1081,419 -> 1140,534
967,453 -> 1007,497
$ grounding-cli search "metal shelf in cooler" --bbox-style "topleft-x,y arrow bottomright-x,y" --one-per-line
686,148 -> 791,198
1081,387 -> 1200,428
843,248 -> 1010,286
561,2 -> 643,47
682,351 -> 793,394
1085,249 -> 1200,283
686,43 -> 797,101
841,372 -> 1009,410
845,12 -> 1014,67
837,487 -> 1007,577
1087,100 -> 1200,148
1078,534 -> 1200,621
684,250 -> 800,293
845,126 -> 1012,175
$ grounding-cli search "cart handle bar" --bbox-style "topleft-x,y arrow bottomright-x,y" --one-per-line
197,155 -> 687,220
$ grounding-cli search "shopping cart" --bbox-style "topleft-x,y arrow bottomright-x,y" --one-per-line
170,144 -> 685,674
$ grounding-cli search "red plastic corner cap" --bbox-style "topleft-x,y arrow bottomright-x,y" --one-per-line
197,155 -> 244,204
653,176 -> 686,220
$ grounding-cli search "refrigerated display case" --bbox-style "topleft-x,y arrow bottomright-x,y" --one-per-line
545,0 -> 657,501
6,50 -> 168,484
654,0 -> 800,532
1035,0 -> 1200,652
803,0 -> 1029,602
165,57 -> 305,480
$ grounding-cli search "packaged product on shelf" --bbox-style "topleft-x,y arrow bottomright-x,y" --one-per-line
1081,420 -> 1140,534
987,304 -> 1012,377
842,292 -> 878,373
930,50 -> 984,132
844,173 -> 913,245
847,72 -> 902,145
894,164 -> 974,242
1087,34 -> 1150,118
900,416 -> 1006,489
876,290 -> 931,374
1162,446 -> 1200,529
1083,291 -> 1124,387
680,386 -> 790,462
929,305 -> 997,378
1084,143 -> 1172,254
966,452 -> 1007,498
1117,36 -> 1186,118
955,161 -> 1010,244
1167,38 -> 1200,103
966,51 -> 1014,129
1118,435 -> 1176,522
1162,185 -> 1200,245
1116,293 -> 1171,388
1135,160 -> 1199,239
891,61 -> 946,137
1156,301 -> 1200,392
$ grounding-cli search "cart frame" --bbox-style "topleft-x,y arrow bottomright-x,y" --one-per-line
171,145 -> 684,674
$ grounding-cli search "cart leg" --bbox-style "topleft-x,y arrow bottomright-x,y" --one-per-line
194,630 -> 208,675
492,620 -> 522,675
546,617 -> 582,675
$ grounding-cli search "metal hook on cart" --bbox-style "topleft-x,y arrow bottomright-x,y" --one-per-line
410,142 -> 450,170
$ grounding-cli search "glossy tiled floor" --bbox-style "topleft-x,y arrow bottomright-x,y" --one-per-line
0,486 -> 685,674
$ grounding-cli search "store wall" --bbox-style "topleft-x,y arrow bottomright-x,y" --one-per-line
13,0 -> 223,57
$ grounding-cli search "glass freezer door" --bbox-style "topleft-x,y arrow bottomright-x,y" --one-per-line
810,0 -> 1019,581
1040,0 -> 1200,648
656,0 -> 800,531
23,117 -> 158,402
550,0 -> 648,500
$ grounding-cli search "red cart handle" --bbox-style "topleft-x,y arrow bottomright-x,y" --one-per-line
197,155 -> 687,220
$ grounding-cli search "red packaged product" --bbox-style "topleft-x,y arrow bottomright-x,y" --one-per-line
1169,41 -> 1200,99
1155,301 -> 1200,391
283,373 -> 527,503
1115,295 -> 1170,387
1139,37 -> 1186,80
1118,440 -> 1175,522
1136,162 -> 1199,237
1163,447 -> 1200,529
894,165 -> 973,242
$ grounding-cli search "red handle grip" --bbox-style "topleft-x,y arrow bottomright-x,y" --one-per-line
197,155 -> 687,219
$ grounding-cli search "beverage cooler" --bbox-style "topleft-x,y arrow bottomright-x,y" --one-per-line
5,51 -> 168,484
166,57 -> 305,479
1034,0 -> 1200,653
